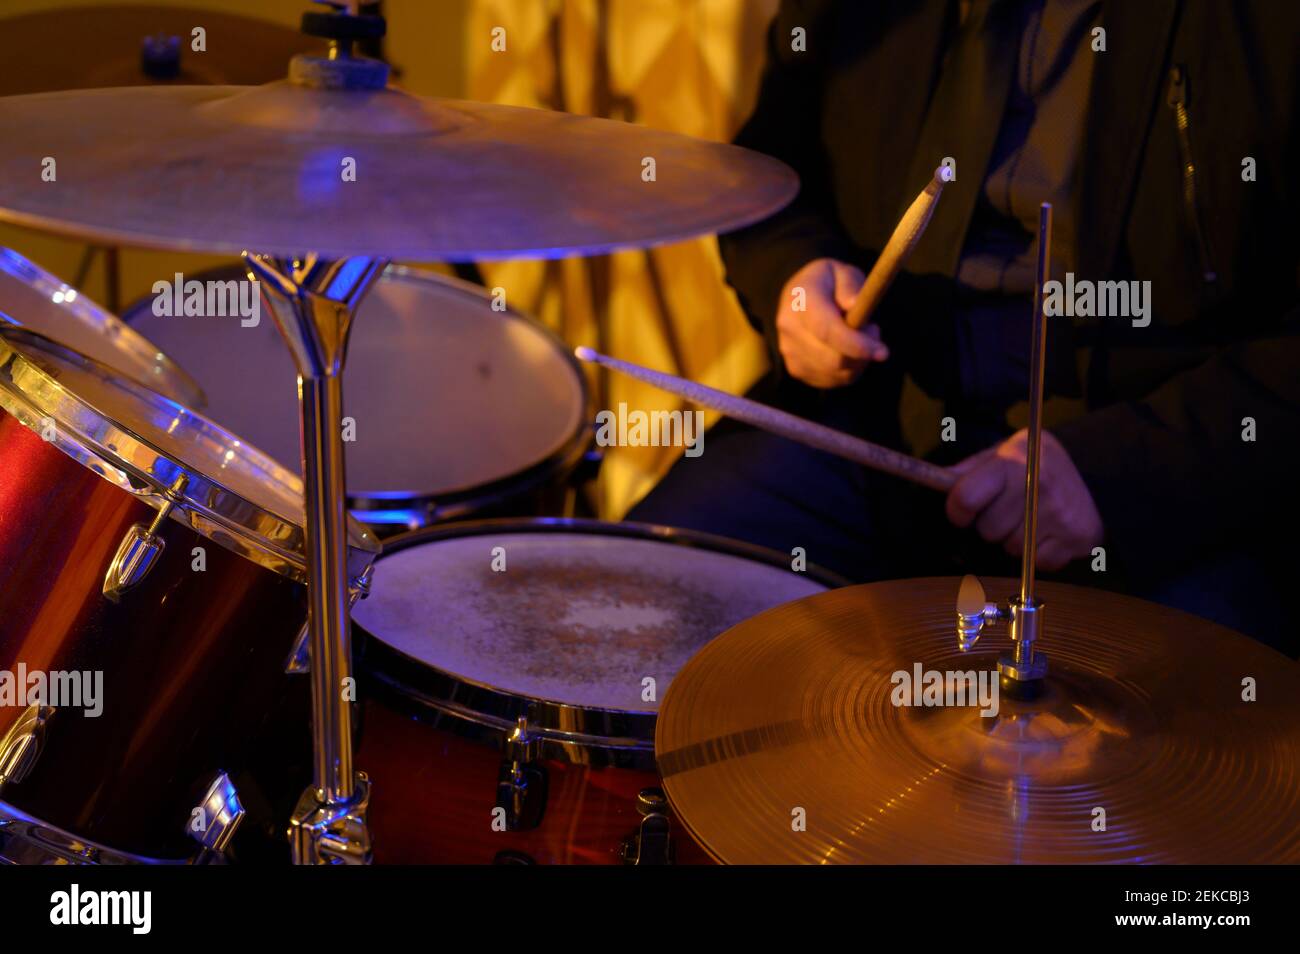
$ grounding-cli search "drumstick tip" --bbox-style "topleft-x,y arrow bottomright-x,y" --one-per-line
574,345 -> 599,362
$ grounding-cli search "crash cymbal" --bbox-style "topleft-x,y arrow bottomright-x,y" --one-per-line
656,577 -> 1300,864
0,81 -> 796,260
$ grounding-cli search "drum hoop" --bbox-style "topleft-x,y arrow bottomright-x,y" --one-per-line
0,798 -> 186,865
355,517 -> 848,764
0,325 -> 379,582
0,247 -> 206,409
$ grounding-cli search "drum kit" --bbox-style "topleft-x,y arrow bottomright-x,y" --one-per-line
0,5 -> 1297,867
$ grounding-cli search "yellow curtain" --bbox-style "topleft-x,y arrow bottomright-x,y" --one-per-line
467,0 -> 779,518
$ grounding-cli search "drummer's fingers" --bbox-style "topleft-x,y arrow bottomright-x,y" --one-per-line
1035,537 -> 1074,572
975,489 -> 1023,545
946,455 -> 1007,528
830,260 -> 867,313
779,320 -> 868,387
805,304 -> 889,362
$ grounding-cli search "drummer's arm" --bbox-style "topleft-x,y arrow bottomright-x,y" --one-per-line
1048,307 -> 1300,578
936,310 -> 1300,575
1049,46 -> 1300,579
717,0 -> 860,365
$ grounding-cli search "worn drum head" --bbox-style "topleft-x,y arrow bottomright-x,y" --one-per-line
124,265 -> 589,527
354,520 -> 837,763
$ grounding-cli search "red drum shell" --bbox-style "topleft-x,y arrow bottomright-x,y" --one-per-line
357,700 -> 712,865
0,325 -> 381,864
0,409 -> 310,861
353,519 -> 844,865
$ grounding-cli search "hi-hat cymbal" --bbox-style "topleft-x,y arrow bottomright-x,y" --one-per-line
656,578 -> 1300,864
0,81 -> 796,260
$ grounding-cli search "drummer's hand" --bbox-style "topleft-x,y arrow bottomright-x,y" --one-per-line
775,258 -> 888,388
945,430 -> 1104,571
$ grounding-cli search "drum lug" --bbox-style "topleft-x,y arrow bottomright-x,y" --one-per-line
103,524 -> 166,601
102,475 -> 187,602
288,772 -> 373,865
186,771 -> 246,856
621,788 -> 674,865
496,717 -> 548,831
0,703 -> 54,788
285,564 -> 375,674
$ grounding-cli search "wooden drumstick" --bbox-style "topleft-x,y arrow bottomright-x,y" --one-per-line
844,165 -> 950,329
575,347 -> 956,492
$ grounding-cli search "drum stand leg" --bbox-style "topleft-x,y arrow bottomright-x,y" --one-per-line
245,252 -> 387,865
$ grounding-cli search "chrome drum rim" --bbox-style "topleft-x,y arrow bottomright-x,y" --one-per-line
0,246 -> 205,408
0,325 -> 378,581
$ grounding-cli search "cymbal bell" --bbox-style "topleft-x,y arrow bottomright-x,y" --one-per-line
0,81 -> 797,260
656,578 -> 1300,864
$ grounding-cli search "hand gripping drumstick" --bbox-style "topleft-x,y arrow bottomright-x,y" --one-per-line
575,347 -> 956,492
844,165 -> 951,329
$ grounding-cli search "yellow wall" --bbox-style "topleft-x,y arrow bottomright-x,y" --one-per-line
465,0 -> 779,516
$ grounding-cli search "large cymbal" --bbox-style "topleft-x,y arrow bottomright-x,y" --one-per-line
0,82 -> 797,260
656,578 -> 1300,864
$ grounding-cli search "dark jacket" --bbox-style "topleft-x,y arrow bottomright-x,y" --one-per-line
718,0 -> 1299,583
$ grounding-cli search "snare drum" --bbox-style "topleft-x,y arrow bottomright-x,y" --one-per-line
352,519 -> 843,864
0,325 -> 379,863
124,265 -> 591,532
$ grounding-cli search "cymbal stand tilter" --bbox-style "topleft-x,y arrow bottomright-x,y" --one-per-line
956,203 -> 1053,696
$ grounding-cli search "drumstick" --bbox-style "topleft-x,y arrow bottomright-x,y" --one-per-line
844,165 -> 950,329
575,347 -> 956,492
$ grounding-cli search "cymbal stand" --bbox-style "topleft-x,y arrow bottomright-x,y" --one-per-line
956,203 -> 1053,691
246,252 -> 387,864
237,0 -> 393,867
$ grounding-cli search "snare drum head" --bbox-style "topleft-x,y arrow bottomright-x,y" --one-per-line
0,248 -> 203,406
353,525 -> 829,714
124,265 -> 587,508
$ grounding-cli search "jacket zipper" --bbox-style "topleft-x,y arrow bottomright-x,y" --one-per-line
1166,65 -> 1217,283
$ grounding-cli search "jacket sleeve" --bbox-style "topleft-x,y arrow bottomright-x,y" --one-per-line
1053,3 -> 1300,582
717,0 -> 861,367
1051,304 -> 1300,581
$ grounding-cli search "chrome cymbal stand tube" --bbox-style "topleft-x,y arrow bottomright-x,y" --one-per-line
956,204 -> 1052,690
1000,203 -> 1052,686
245,2 -> 391,867
246,253 -> 387,864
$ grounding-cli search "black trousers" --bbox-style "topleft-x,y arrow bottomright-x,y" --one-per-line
628,416 -> 1296,658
